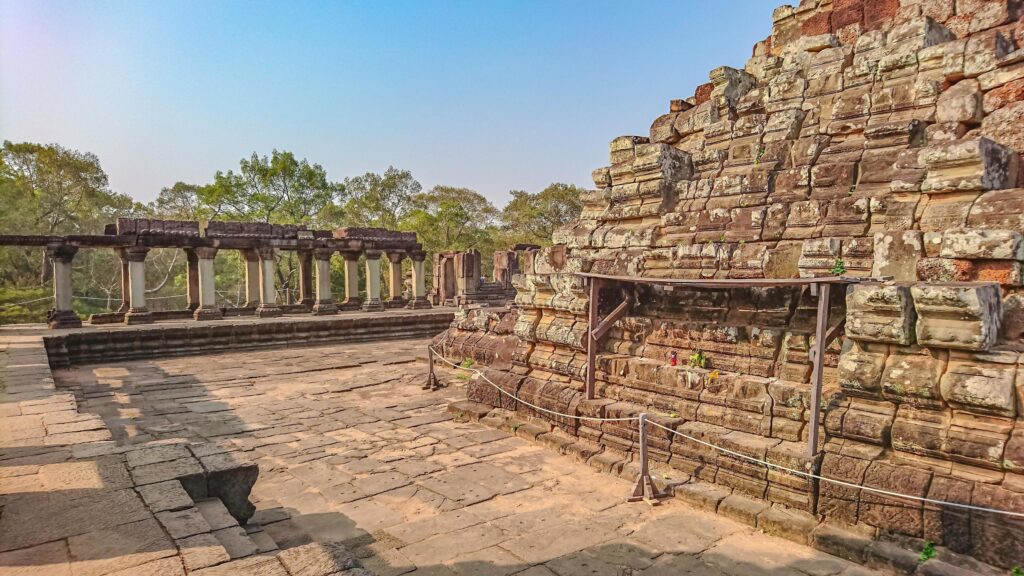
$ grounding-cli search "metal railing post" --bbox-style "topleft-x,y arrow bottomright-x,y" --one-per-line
424,345 -> 439,390
628,413 -> 665,503
807,282 -> 830,457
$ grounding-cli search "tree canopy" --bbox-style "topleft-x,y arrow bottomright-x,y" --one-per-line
501,183 -> 585,245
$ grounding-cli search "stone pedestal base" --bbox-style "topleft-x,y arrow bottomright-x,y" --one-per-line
193,307 -> 223,321
406,297 -> 432,310
124,309 -> 153,325
385,298 -> 407,309
255,305 -> 282,318
338,299 -> 362,311
361,299 -> 385,312
49,310 -> 83,329
312,302 -> 338,316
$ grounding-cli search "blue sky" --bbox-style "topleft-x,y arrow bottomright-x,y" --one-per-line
1,0 -> 777,206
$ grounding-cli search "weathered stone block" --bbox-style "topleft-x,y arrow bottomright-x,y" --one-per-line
939,352 -> 1018,417
923,475 -> 973,553
970,484 -> 1024,569
936,78 -> 983,124
981,101 -> 1024,156
880,346 -> 947,408
860,460 -> 932,537
841,398 -> 897,445
837,341 -> 889,398
846,283 -> 916,345
911,283 -> 1001,350
872,231 -> 923,281
919,138 -> 1018,194
939,228 -> 1024,260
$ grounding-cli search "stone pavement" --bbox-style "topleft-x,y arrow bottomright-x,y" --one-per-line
2,337 -> 880,575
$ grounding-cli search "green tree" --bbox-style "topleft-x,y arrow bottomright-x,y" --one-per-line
400,186 -> 498,253
500,182 -> 583,245
197,150 -> 345,226
0,141 -> 137,319
151,182 -> 207,220
342,167 -> 421,229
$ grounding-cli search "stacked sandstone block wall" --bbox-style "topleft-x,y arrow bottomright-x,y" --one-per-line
436,0 -> 1024,569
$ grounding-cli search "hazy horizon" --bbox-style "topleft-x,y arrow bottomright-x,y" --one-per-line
1,0 -> 777,206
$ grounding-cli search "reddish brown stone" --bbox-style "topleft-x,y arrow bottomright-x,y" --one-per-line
971,260 -> 1021,285
802,11 -> 833,36
862,0 -> 899,31
923,476 -> 973,553
832,5 -> 864,29
983,78 -> 1024,113
694,83 -> 714,105
970,484 -> 1024,569
860,461 -> 931,537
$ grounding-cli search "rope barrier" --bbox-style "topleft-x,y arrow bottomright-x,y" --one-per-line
428,346 -> 639,423
430,346 -> 1024,519
0,296 -> 51,309
1,293 -> 188,309
73,294 -> 186,301
651,420 -> 1024,518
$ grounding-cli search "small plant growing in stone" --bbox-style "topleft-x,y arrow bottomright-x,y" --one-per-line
917,541 -> 936,564
829,257 -> 846,276
688,349 -> 707,369
460,358 -> 475,369
1012,566 -> 1024,576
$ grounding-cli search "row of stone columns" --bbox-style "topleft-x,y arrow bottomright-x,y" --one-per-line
310,249 -> 430,315
44,244 -> 430,328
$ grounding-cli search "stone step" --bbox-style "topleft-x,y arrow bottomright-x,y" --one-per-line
195,497 -> 264,560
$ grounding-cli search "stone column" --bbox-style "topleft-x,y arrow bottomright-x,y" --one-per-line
193,247 -> 222,321
311,248 -> 337,316
386,251 -> 406,308
298,250 -> 314,309
124,246 -> 153,325
407,250 -> 431,309
362,249 -> 385,312
116,248 -> 130,314
339,251 -> 362,310
243,250 -> 261,309
185,248 -> 200,312
255,247 -> 282,318
46,244 -> 82,329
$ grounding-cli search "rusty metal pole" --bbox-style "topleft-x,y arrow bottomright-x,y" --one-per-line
629,413 -> 664,503
425,345 -> 439,390
807,282 -> 831,457
586,278 -> 601,400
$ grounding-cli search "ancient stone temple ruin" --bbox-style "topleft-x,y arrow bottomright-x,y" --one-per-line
438,0 -> 1024,570
430,245 -> 535,307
